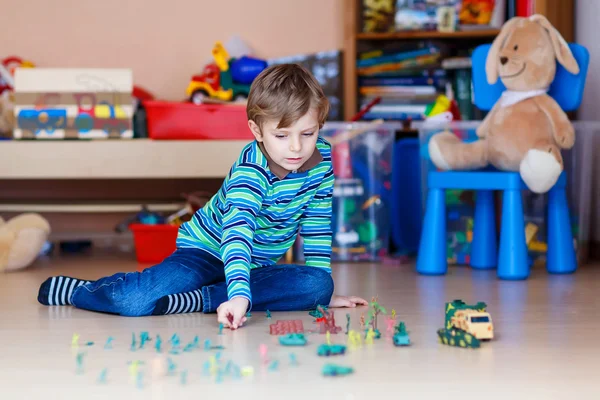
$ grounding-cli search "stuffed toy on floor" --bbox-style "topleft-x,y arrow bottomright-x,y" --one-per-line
0,213 -> 50,272
428,14 -> 580,193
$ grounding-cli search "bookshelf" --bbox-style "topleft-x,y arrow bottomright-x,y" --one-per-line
343,0 -> 575,121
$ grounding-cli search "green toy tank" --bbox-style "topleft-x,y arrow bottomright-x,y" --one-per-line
437,328 -> 480,348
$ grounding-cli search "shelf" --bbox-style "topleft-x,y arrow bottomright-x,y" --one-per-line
0,202 -> 183,213
0,139 -> 248,179
356,29 -> 500,40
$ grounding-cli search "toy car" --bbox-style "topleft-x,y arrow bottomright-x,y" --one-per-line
278,333 -> 307,346
317,343 -> 346,356
322,363 -> 354,377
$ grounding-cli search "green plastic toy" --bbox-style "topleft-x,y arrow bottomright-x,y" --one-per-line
278,333 -> 307,346
437,328 -> 480,348
322,363 -> 354,377
317,343 -> 347,356
393,321 -> 410,346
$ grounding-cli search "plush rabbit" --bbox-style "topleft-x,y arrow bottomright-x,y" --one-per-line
428,14 -> 580,193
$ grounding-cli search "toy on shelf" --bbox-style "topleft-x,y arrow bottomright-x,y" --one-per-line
278,334 -> 307,346
317,343 -> 347,357
185,42 -> 267,104
269,320 -> 304,335
438,299 -> 493,348
392,321 -> 410,346
13,68 -> 133,140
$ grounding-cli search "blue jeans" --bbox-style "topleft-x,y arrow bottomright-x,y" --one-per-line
70,248 -> 334,317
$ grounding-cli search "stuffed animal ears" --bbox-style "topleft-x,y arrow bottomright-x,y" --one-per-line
485,17 -> 520,84
529,14 -> 580,75
485,15 -> 580,84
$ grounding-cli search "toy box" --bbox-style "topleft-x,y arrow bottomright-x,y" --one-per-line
417,120 -> 600,267
144,101 -> 252,140
13,68 -> 133,139
296,122 -> 395,262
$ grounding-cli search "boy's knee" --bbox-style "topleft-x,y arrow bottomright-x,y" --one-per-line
301,268 -> 334,307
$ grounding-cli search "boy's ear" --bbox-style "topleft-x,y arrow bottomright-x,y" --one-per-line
248,120 -> 263,142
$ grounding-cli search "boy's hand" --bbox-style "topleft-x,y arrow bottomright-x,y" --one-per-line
329,294 -> 368,308
217,297 -> 249,330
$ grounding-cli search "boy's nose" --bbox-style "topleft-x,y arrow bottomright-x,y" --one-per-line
290,139 -> 301,152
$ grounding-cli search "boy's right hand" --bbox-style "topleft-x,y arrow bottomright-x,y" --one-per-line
217,297 -> 249,330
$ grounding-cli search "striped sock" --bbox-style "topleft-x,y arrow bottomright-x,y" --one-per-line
37,276 -> 92,306
152,290 -> 203,315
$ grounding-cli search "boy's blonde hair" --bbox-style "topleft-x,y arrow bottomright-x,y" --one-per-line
246,64 -> 330,131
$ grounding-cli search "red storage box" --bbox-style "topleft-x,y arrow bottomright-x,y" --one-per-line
144,100 -> 253,140
130,223 -> 179,263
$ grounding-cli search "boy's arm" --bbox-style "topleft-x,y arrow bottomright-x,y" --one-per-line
220,163 -> 268,310
300,163 -> 335,271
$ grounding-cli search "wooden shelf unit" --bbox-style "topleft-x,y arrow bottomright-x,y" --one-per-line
343,0 -> 575,120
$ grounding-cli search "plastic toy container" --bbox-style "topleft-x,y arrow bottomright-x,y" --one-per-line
417,120 -> 600,267
294,122 -> 398,262
144,100 -> 253,140
130,223 -> 179,263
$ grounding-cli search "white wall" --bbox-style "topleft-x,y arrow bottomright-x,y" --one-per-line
575,0 -> 600,243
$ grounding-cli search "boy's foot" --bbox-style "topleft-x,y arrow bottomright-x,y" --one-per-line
152,290 -> 203,315
38,276 -> 92,306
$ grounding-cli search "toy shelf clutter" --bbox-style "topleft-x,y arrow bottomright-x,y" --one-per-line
296,122 -> 396,262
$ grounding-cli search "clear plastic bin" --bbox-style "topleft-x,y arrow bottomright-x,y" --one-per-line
416,120 -> 599,267
295,122 -> 398,262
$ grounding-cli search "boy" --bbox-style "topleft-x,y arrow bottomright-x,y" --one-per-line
37,64 -> 367,329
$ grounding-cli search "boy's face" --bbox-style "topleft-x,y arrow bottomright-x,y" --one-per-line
248,109 -> 320,171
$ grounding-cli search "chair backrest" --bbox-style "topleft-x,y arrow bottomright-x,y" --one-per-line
471,43 -> 589,112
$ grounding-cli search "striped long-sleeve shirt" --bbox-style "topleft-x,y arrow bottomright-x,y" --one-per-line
176,136 -> 334,309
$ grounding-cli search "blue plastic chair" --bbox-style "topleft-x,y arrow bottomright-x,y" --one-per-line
416,43 -> 589,279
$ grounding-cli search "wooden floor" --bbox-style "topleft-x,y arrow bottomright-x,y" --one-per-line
0,251 -> 599,399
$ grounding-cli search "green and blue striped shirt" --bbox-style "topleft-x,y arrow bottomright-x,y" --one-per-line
176,136 -> 334,308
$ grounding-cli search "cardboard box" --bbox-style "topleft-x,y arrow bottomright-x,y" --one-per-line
13,68 -> 133,139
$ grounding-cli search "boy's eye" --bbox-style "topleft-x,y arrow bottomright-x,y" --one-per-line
274,133 -> 286,139
302,132 -> 315,137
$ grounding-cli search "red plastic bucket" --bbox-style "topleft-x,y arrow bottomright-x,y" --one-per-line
130,223 -> 179,263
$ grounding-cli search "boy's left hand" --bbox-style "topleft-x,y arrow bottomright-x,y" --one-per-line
329,294 -> 368,308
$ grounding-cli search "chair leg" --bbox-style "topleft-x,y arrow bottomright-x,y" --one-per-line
547,186 -> 577,274
471,190 -> 497,269
417,188 -> 447,275
497,189 -> 529,280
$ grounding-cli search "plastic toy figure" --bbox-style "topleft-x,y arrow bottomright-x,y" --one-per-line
139,331 -> 150,348
75,352 -> 85,374
346,313 -> 351,335
97,368 -> 108,384
71,333 -> 79,348
155,335 -> 162,353
393,321 -> 411,346
266,310 -> 272,319
278,333 -> 307,346
317,343 -> 347,356
322,363 -> 354,377
104,336 -> 114,350
316,306 -> 342,334
348,330 -> 362,350
259,344 -> 268,364
386,317 -> 396,336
